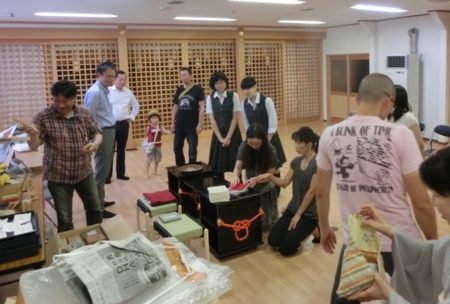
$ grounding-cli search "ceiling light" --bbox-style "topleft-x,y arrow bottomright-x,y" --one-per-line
278,20 -> 326,24
230,0 -> 304,4
350,5 -> 407,13
174,17 -> 236,21
34,12 -> 118,18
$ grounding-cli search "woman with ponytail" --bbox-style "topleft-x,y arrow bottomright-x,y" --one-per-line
256,126 -> 320,256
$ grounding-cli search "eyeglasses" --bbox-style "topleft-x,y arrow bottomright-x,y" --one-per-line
383,91 -> 395,104
215,81 -> 226,86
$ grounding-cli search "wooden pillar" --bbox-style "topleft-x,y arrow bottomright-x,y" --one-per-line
235,29 -> 246,133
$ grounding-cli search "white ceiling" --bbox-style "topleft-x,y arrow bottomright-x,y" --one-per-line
1,0 -> 450,29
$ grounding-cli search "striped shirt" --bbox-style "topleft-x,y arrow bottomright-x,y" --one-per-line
33,105 -> 102,184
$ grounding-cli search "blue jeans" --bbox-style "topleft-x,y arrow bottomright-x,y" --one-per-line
173,126 -> 198,166
48,173 -> 102,232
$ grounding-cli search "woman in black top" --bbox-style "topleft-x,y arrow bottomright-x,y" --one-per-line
232,123 -> 279,230
206,71 -> 242,181
257,126 -> 320,256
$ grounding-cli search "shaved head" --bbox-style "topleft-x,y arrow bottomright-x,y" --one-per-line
358,73 -> 395,104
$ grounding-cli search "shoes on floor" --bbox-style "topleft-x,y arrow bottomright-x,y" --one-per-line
117,176 -> 130,181
104,201 -> 115,207
105,179 -> 111,184
103,210 -> 116,218
312,226 -> 321,244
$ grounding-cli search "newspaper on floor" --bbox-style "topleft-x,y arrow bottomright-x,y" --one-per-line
52,233 -> 171,304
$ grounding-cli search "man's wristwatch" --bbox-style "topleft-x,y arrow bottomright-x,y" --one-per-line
198,123 -> 203,127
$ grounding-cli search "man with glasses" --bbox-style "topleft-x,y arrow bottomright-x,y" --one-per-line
24,80 -> 103,232
84,61 -> 117,218
316,73 -> 437,303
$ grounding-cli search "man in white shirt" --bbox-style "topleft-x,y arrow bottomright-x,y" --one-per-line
107,70 -> 140,184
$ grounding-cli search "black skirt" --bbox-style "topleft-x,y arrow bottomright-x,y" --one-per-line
270,131 -> 287,168
208,127 -> 243,173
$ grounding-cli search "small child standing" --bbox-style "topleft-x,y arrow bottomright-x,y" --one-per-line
144,110 -> 171,179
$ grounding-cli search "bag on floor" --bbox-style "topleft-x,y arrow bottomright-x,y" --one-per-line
337,214 -> 385,298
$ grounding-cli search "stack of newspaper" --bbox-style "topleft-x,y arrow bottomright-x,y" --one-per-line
207,185 -> 230,203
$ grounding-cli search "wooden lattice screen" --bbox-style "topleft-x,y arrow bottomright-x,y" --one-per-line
244,42 -> 284,122
0,44 -> 53,130
285,42 -> 320,123
127,42 -> 182,139
188,41 -> 237,130
54,43 -> 119,106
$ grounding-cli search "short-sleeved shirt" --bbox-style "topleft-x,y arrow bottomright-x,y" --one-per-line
205,91 -> 241,114
33,105 -> 102,184
390,112 -> 419,129
172,84 -> 205,128
287,156 -> 318,220
236,142 -> 278,177
316,115 -> 423,252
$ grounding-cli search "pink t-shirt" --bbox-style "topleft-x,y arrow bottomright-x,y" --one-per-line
316,116 -> 423,251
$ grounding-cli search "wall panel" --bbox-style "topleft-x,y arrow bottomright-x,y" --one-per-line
127,42 -> 182,139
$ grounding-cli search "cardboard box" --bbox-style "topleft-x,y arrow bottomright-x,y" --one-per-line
45,215 -> 134,267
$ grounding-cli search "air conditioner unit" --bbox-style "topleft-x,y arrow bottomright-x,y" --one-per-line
384,54 -> 421,119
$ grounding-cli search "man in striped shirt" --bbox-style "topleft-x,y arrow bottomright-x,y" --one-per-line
25,80 -> 103,232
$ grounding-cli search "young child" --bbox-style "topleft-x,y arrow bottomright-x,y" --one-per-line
144,110 -> 171,178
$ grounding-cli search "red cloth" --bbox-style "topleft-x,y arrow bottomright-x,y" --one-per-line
228,182 -> 248,191
143,190 -> 177,206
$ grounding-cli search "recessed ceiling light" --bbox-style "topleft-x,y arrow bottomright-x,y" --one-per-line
34,12 -> 118,18
279,20 -> 326,24
230,0 -> 304,4
174,17 -> 237,21
350,5 -> 407,13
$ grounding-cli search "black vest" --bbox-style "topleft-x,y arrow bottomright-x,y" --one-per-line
211,91 -> 235,134
243,94 -> 269,131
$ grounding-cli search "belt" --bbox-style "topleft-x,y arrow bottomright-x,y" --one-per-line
116,120 -> 128,123
102,126 -> 116,129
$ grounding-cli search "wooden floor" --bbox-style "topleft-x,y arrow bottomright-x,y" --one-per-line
5,121 -> 449,303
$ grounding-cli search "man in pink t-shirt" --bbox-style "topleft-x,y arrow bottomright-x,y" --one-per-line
316,73 -> 437,304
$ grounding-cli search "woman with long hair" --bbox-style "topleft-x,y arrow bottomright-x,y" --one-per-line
232,123 -> 279,229
348,149 -> 450,303
389,85 -> 424,158
206,71 -> 242,181
256,126 -> 320,256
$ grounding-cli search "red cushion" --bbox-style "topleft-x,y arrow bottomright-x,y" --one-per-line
143,190 -> 177,206
228,182 -> 248,191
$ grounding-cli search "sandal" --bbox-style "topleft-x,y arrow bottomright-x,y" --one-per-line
312,226 -> 321,244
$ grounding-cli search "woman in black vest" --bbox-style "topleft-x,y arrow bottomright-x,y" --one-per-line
240,76 -> 286,196
232,123 -> 279,230
206,71 -> 243,180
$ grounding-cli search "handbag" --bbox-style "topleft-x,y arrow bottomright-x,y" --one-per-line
337,214 -> 385,298
142,125 -> 159,153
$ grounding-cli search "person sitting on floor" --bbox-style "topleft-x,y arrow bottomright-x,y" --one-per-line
256,126 -> 320,256
231,123 -> 279,230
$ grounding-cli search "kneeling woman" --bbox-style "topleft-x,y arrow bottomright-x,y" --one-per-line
257,127 -> 319,256
232,123 -> 279,230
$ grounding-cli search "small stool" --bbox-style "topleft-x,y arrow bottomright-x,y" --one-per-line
153,214 -> 210,261
136,197 -> 178,240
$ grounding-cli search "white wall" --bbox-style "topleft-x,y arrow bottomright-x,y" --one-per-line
377,15 -> 441,138
322,15 -> 444,140
322,25 -> 370,118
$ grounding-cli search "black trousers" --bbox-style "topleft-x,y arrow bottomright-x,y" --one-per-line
173,126 -> 198,166
330,244 -> 394,304
268,210 -> 318,256
108,120 -> 129,179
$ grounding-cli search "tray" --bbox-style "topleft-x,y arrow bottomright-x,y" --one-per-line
178,164 -> 203,173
